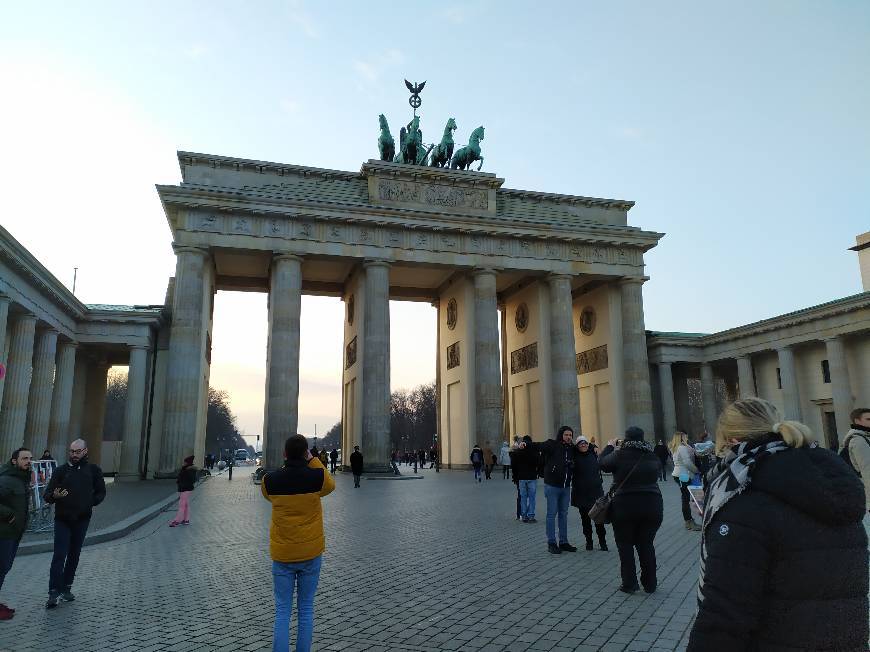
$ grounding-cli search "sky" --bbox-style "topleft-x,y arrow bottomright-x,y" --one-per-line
2,1 -> 868,440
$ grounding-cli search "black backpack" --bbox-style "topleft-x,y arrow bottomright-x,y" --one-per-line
840,432 -> 870,476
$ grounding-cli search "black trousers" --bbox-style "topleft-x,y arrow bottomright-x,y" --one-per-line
674,477 -> 693,520
503,464 -> 510,479
484,464 -> 493,479
578,508 -> 606,541
610,494 -> 663,591
49,517 -> 90,592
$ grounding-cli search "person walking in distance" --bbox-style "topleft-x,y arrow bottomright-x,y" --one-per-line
169,455 -> 197,527
498,441 -> 511,479
571,437 -> 608,551
482,444 -> 494,480
329,448 -> 338,474
600,427 -> 663,593
670,431 -> 701,530
43,438 -> 106,608
470,444 -> 484,482
652,439 -> 670,481
349,446 -> 364,488
540,426 -> 578,554
390,450 -> 400,476
0,448 -> 33,619
688,398 -> 868,651
262,434 -> 335,652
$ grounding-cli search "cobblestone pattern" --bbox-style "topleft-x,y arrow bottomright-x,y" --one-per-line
1,467 -> 702,651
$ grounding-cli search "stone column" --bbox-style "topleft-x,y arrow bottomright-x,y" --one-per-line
24,328 -> 59,454
473,268 -> 503,448
619,279 -> 654,437
0,296 -> 10,408
699,362 -> 718,434
82,358 -> 110,466
0,314 -> 37,452
736,355 -> 756,398
160,247 -> 210,474
777,346 -> 801,420
48,341 -> 78,460
361,260 -> 391,471
263,254 -> 303,470
118,345 -> 150,480
548,274 -> 581,436
657,362 -> 677,441
825,336 -> 852,441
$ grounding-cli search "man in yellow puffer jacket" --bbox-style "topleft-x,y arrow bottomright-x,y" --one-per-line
261,434 -> 335,652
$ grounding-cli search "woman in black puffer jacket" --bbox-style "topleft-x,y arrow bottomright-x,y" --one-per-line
599,426 -> 663,594
688,398 -> 868,651
570,436 -> 607,551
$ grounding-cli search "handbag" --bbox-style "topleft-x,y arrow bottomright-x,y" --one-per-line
588,456 -> 644,525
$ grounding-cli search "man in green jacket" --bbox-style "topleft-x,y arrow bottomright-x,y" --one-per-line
0,447 -> 33,620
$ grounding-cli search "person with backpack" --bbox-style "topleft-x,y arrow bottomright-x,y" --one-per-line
470,445 -> 484,482
169,455 -> 197,527
841,407 -> 870,516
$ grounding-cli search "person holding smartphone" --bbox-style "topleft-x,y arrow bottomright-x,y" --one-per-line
43,438 -> 106,609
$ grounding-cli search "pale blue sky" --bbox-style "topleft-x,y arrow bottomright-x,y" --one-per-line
2,1 -> 868,436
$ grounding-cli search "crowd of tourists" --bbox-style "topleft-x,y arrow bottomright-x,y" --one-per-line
1,402 -> 868,651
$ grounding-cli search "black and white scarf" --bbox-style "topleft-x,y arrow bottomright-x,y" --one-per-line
697,434 -> 789,605
620,440 -> 653,453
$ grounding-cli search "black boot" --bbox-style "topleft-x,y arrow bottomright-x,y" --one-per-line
598,535 -> 608,551
585,535 -> 593,551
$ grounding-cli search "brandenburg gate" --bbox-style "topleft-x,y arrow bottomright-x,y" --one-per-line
154,142 -> 662,472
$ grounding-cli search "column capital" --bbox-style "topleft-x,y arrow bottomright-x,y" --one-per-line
822,334 -> 843,344
546,272 -> 574,284
129,344 -> 151,352
735,353 -> 750,360
657,361 -> 673,368
362,258 -> 391,269
776,344 -> 795,353
0,294 -> 10,305
171,244 -> 210,259
471,267 -> 499,277
35,326 -> 59,335
272,253 -> 304,264
58,339 -> 79,349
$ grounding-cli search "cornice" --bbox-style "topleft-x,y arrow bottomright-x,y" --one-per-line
499,187 -> 634,211
156,185 -> 663,250
177,151 -> 359,183
647,291 -> 870,350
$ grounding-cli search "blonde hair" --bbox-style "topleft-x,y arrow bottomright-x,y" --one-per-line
669,431 -> 688,455
716,398 -> 815,453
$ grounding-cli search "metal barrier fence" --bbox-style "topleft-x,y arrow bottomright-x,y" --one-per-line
26,460 -> 56,533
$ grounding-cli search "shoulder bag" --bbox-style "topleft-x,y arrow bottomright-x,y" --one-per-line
588,455 -> 643,525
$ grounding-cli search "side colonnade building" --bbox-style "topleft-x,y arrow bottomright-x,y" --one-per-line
0,226 -> 164,478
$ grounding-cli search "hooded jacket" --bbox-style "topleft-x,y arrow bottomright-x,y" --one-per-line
0,462 -> 31,540
687,445 -> 868,652
44,456 -> 106,522
539,437 -> 576,488
510,443 -> 539,482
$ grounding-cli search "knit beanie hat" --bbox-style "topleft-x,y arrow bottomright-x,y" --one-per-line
183,455 -> 195,465
624,426 -> 645,442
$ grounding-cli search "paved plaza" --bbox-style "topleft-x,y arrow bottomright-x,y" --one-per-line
0,467 -> 703,652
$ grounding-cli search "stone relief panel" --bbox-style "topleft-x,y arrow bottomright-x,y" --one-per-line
576,344 -> 608,375
510,342 -> 538,375
515,303 -> 529,333
377,179 -> 488,211
446,342 -> 460,370
446,298 -> 458,330
580,307 -> 596,336
345,336 -> 357,369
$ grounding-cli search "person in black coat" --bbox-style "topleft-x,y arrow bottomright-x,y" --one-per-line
169,455 -> 197,527
570,436 -> 607,551
652,439 -> 670,481
349,446 -> 364,488
688,398 -> 868,652
511,436 -> 539,522
599,426 -> 663,594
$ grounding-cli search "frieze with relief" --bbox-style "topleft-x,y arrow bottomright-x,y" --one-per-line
576,344 -> 608,375
446,342 -> 460,370
377,179 -> 488,211
184,212 -> 642,267
510,342 -> 538,375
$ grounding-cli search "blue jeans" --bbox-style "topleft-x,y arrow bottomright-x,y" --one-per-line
49,517 -> 90,592
272,555 -> 322,652
473,463 -> 482,481
544,484 -> 571,545
0,538 -> 20,592
518,479 -> 536,519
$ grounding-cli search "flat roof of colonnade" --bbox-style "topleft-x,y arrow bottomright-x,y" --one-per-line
157,152 -> 665,299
